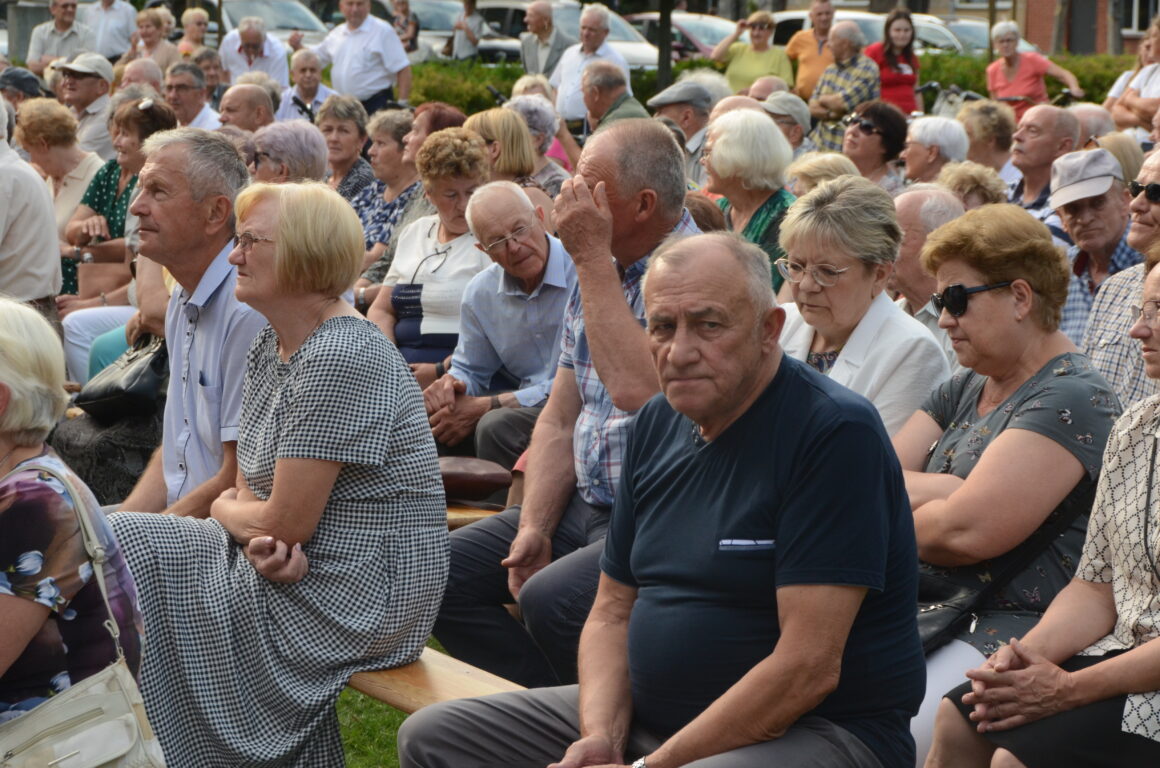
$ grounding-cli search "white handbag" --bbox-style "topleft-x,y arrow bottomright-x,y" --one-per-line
0,463 -> 166,768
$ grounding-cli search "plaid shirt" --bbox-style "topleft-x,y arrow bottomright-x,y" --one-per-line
807,53 -> 880,152
1060,226 -> 1142,344
1082,263 -> 1160,408
1008,178 -> 1072,249
558,209 -> 700,507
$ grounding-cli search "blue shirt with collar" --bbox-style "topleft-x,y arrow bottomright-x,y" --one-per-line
162,243 -> 267,505
449,233 -> 577,406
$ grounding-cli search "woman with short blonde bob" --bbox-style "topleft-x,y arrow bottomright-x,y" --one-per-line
108,181 -> 446,766
123,8 -> 181,73
890,204 -> 1119,765
462,108 -> 554,216
785,151 -> 858,196
936,160 -> 1009,210
777,175 -> 949,434
177,7 -> 209,56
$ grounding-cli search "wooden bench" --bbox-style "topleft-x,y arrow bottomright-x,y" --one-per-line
446,503 -> 502,530
348,647 -> 525,714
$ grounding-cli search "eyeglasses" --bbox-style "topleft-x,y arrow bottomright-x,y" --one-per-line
931,281 -> 1012,317
1129,180 -> 1160,203
775,258 -> 851,288
61,71 -> 99,81
747,22 -> 772,30
841,114 -> 881,136
481,223 -> 533,254
1132,300 -> 1160,327
232,231 -> 276,253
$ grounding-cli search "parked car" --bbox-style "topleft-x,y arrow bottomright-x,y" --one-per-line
478,0 -> 659,68
771,10 -> 963,56
626,11 -> 748,61
405,0 -> 522,63
944,18 -> 1039,55
154,0 -> 329,48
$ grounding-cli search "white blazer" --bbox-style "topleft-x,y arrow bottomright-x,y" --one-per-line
780,291 -> 951,435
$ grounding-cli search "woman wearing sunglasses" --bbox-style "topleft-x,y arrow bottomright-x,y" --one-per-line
890,204 -> 1120,766
924,254 -> 1160,768
709,11 -> 794,96
842,99 -> 908,197
776,175 -> 949,435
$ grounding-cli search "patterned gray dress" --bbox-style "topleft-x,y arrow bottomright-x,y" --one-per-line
110,315 -> 447,766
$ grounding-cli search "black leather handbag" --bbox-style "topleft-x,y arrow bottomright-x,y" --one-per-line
75,334 -> 169,424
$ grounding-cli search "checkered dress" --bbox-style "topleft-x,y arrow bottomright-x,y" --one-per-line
109,316 -> 447,766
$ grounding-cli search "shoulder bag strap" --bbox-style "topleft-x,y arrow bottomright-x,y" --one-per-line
2,460 -> 126,658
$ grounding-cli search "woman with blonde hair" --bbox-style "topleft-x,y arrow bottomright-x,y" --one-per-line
177,7 -> 209,56
108,182 -> 447,765
464,107 -> 554,212
123,8 -> 181,74
0,298 -> 142,723
936,160 -> 1009,210
710,9 -> 793,94
784,151 -> 858,197
1091,130 -> 1144,184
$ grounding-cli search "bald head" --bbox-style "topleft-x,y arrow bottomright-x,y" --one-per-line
525,0 -> 553,37
218,83 -> 273,132
709,95 -> 763,124
122,58 -> 163,92
747,76 -> 788,102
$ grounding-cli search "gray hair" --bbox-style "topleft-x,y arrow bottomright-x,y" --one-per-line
505,94 -> 559,153
707,109 -> 792,191
908,116 -> 969,163
124,58 -> 164,88
237,16 -> 267,35
253,121 -> 327,181
0,298 -> 67,444
644,232 -> 775,317
465,180 -> 535,238
290,48 -> 321,70
192,47 -> 222,67
583,60 -> 626,92
580,2 -> 611,30
780,175 -> 901,265
991,19 -> 1020,41
168,61 -> 206,89
110,83 -> 160,115
316,93 -> 368,135
142,127 -> 249,205
898,184 -> 965,234
831,20 -> 865,47
367,108 -> 413,146
598,119 -> 687,221
1069,103 -> 1115,140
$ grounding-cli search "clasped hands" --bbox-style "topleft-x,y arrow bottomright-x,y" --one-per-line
422,374 -> 489,446
960,637 -> 1077,732
213,487 -> 309,584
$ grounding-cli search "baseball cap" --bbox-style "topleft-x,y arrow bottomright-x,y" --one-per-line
761,91 -> 810,131
0,67 -> 43,97
1049,149 -> 1123,210
61,52 -> 115,83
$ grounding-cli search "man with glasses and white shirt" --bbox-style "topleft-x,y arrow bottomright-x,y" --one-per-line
165,62 -> 221,129
550,3 -> 630,124
422,182 -> 576,468
288,0 -> 411,115
26,0 -> 92,77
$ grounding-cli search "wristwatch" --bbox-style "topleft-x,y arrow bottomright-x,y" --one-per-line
631,758 -> 647,768
81,252 -> 94,264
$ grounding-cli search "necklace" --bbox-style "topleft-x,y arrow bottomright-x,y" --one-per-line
0,445 -> 21,477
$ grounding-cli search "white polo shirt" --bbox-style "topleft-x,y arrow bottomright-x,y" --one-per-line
188,103 -> 222,129
312,16 -> 410,100
218,30 -> 290,88
77,0 -> 136,59
549,41 -> 631,121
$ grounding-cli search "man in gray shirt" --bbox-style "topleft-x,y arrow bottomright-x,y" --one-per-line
27,0 -> 93,77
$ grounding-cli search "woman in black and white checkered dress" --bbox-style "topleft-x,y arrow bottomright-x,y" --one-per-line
109,182 -> 447,766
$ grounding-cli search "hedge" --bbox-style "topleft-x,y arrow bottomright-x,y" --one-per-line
410,53 -> 1137,115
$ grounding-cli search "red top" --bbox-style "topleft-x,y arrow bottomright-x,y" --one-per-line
865,41 -> 919,114
986,51 -> 1050,120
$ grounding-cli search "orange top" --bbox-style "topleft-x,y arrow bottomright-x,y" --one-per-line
786,28 -> 834,101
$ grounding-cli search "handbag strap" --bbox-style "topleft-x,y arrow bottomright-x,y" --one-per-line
2,459 -> 126,659
956,481 -> 1096,614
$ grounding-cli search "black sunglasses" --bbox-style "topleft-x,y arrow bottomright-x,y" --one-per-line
931,281 -> 1012,317
842,114 -> 880,136
1129,180 -> 1160,203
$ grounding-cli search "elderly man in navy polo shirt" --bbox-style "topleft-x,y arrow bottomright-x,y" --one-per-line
423,181 -> 576,469
400,232 -> 925,768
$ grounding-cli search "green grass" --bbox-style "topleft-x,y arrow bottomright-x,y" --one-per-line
339,688 -> 407,768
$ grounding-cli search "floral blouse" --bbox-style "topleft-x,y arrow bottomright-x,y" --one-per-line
0,451 -> 141,719
919,352 -> 1121,654
351,179 -> 420,250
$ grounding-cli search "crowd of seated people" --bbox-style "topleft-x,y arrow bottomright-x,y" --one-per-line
8,7 -> 1160,767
